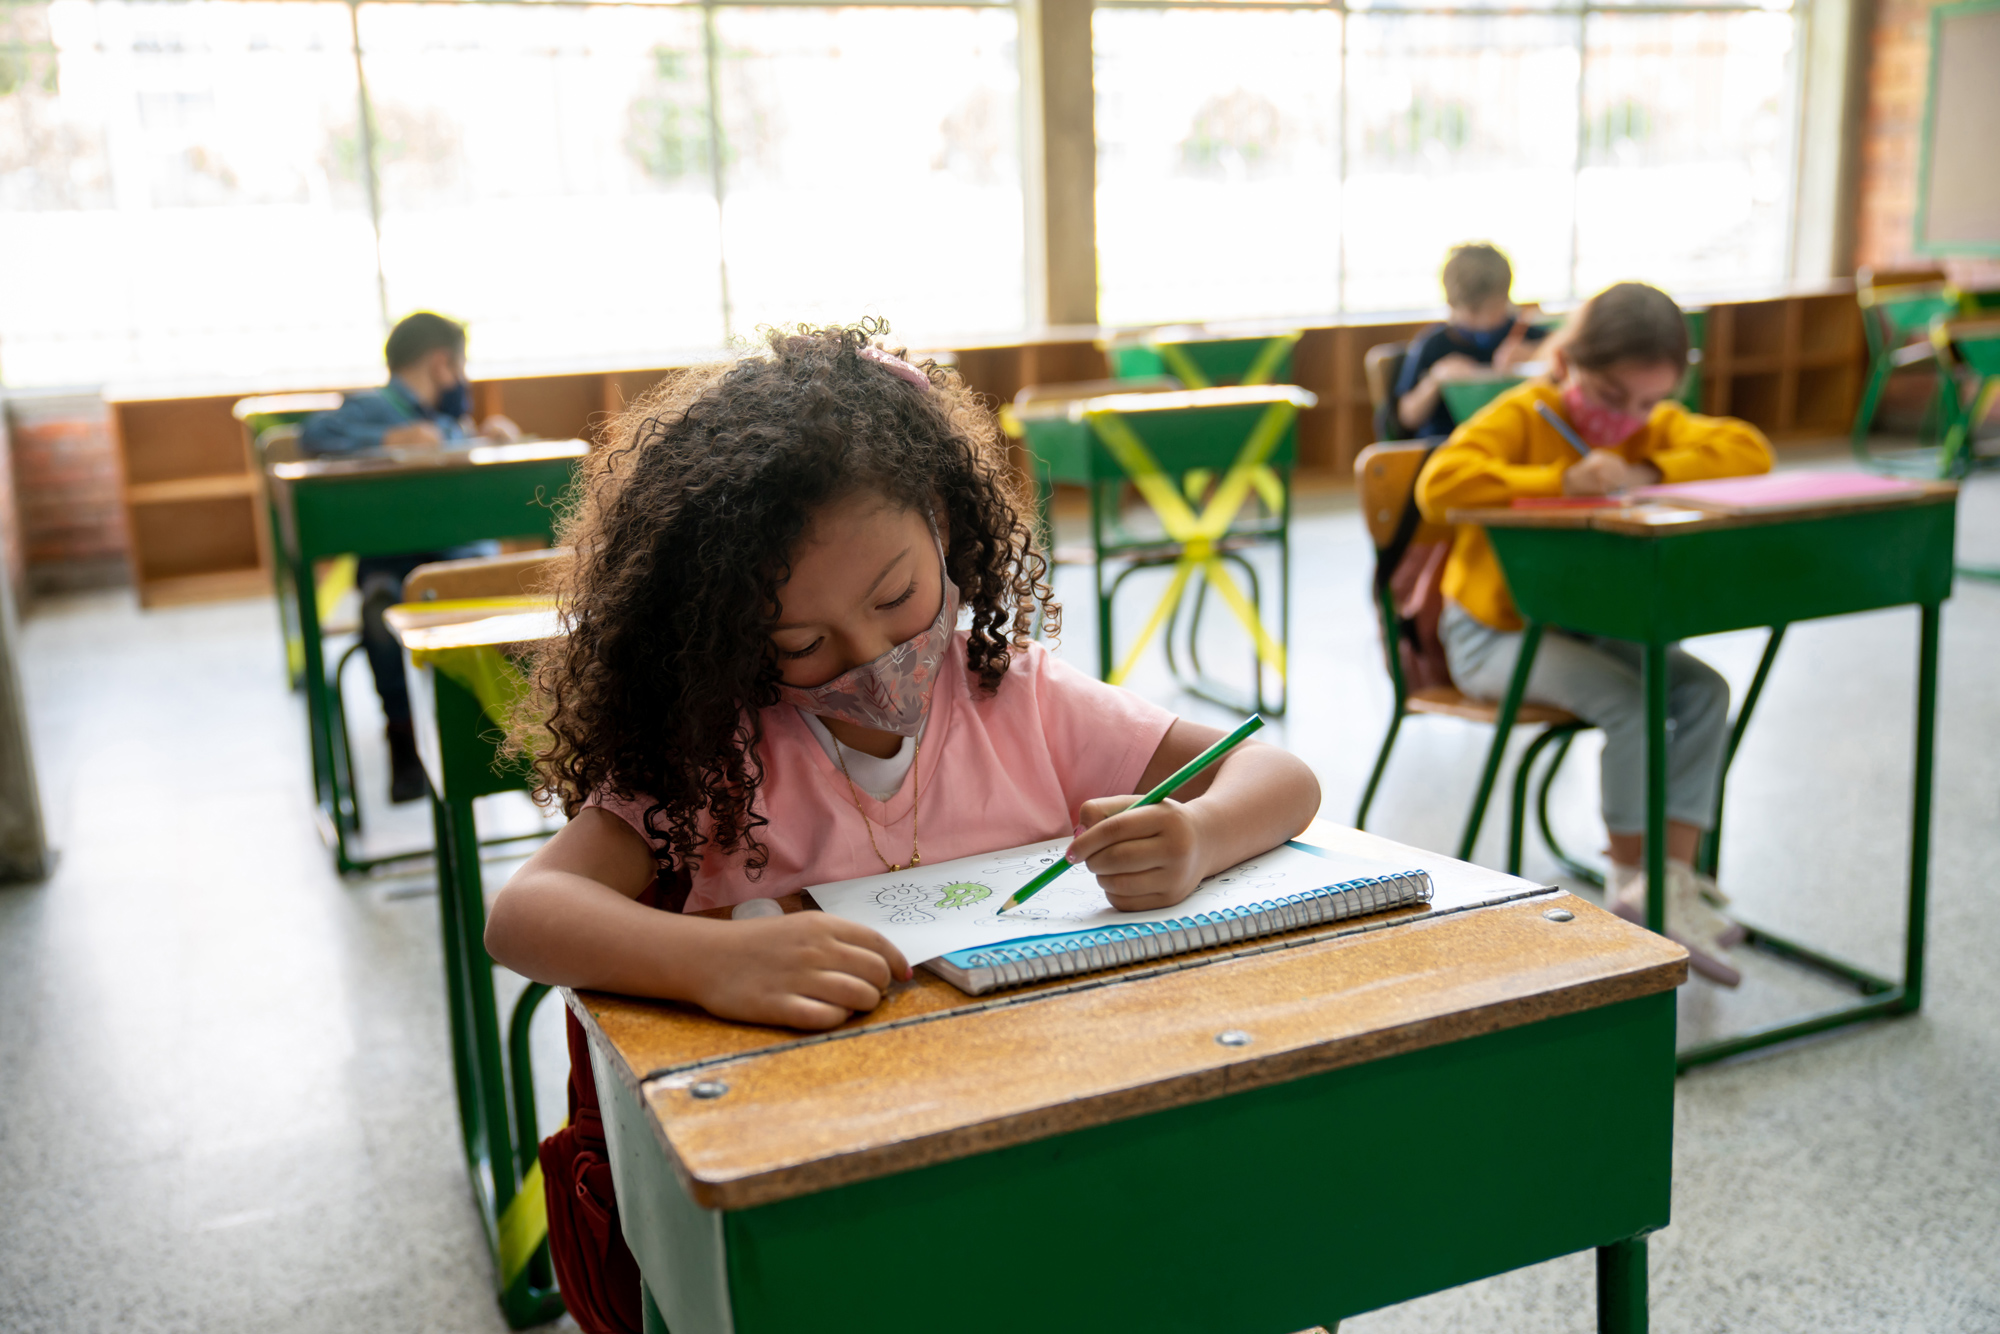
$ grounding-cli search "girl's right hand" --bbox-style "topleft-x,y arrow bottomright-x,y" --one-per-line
690,912 -> 912,1030
1563,448 -> 1659,496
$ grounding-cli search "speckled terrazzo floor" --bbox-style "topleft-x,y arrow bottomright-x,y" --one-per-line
1,443 -> 1995,1332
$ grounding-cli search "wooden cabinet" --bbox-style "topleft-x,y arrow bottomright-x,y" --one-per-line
109,391 -> 290,608
1698,288 -> 1866,437
106,285 -> 1869,608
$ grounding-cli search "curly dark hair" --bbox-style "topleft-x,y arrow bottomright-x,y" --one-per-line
516,321 -> 1057,876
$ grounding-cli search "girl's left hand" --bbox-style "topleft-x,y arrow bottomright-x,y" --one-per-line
1067,796 -> 1204,912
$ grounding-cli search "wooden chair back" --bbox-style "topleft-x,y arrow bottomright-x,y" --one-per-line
1364,342 -> 1411,441
1355,442 -> 1452,550
1858,266 -> 1948,293
403,547 -> 573,602
258,425 -> 305,467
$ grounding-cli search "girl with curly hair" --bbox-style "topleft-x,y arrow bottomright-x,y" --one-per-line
485,324 -> 1320,1032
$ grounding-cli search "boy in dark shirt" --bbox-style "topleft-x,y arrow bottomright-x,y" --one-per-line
301,312 -> 519,803
1393,242 -> 1543,440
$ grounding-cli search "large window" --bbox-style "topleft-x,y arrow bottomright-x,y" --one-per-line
0,0 -> 1802,388
0,1 -> 382,386
1096,0 -> 1799,324
1095,7 -> 1344,326
0,0 -> 1022,388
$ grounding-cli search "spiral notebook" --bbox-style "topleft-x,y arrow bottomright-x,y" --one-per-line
807,838 -> 1434,995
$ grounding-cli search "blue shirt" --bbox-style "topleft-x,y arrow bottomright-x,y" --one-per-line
299,377 -> 466,457
1392,320 -> 1537,441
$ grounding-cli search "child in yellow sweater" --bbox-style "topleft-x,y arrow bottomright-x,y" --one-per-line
1416,282 -> 1772,985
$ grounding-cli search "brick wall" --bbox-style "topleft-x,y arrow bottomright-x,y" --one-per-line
3,394 -> 129,595
1855,0 -> 2000,284
0,410 -> 21,605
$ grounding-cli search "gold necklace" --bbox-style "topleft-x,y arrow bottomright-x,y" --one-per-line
832,734 -> 921,871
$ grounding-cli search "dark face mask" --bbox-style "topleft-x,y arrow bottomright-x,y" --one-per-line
434,378 -> 470,419
1453,321 -> 1513,357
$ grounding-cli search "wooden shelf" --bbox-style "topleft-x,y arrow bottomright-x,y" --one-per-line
104,287 -> 1874,609
137,567 -> 269,609
1701,288 -> 1864,437
1721,354 -> 1787,375
126,474 -> 259,505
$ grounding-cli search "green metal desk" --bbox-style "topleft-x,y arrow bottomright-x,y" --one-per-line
1103,327 -> 1302,392
571,823 -> 1687,1334
1010,385 -> 1311,715
392,601 -> 567,1327
267,440 -> 585,872
1452,486 -> 1957,1070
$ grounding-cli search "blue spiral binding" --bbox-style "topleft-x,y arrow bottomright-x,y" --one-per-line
964,871 -> 1433,984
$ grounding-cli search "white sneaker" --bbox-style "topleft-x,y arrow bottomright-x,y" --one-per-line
1606,861 -> 1742,987
1669,860 -> 1746,949
1680,872 -> 1744,944
1608,862 -> 1645,917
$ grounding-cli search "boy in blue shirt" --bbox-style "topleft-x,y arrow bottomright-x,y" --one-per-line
1393,243 -> 1544,440
302,312 -> 520,803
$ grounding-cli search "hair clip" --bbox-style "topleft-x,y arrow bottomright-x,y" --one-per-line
858,344 -> 932,392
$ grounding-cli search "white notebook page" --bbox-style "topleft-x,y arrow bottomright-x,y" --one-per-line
808,837 -> 1429,964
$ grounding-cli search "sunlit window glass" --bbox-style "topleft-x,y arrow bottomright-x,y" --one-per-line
358,3 -> 726,368
0,0 -> 379,387
1094,7 -> 1342,327
1574,10 -> 1795,296
710,6 -> 1024,341
1343,12 -> 1579,313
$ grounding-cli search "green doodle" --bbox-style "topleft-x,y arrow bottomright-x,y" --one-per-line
934,882 -> 993,910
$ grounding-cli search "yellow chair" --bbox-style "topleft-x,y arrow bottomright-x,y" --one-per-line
1353,442 -> 1597,878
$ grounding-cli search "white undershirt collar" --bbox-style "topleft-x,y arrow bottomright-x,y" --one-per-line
796,709 -> 921,802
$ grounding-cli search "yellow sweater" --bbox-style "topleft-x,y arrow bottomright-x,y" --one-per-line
1415,381 -> 1774,631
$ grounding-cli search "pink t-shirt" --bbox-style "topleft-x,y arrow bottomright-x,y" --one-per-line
592,633 -> 1178,912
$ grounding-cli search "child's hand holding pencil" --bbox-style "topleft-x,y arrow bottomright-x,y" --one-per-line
998,715 -> 1278,915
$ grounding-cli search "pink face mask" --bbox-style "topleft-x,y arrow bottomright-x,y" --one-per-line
1561,382 -> 1650,449
775,532 -> 959,737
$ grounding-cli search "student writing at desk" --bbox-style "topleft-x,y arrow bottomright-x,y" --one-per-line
1394,241 -> 1546,440
1416,281 -> 1771,984
300,311 -> 522,802
481,325 -> 1320,1334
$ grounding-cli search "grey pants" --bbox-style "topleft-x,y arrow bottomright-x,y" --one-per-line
1439,600 -> 1730,833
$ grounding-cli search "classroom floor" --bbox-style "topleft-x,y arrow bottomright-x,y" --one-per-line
3,443 -> 1997,1333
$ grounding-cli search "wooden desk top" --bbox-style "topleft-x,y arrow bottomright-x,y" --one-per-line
1452,480 -> 1956,538
268,437 -> 588,483
385,600 -> 561,654
570,839 -> 1686,1209
1012,383 -> 1319,422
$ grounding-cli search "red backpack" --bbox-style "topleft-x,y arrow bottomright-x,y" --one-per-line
539,869 -> 692,1334
1366,443 -> 1454,695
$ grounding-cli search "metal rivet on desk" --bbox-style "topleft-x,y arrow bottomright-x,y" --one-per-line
689,1080 -> 729,1100
1544,908 -> 1575,923
1216,1030 -> 1252,1048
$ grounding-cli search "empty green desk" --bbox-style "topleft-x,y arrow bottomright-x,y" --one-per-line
266,440 -> 585,872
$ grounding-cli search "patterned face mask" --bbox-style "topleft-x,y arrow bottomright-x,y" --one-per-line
1561,381 -> 1651,449
775,530 -> 959,737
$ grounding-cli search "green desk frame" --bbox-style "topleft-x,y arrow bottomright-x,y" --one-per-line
1104,329 -> 1300,391
1852,282 -> 1963,476
1931,316 -> 2000,484
268,443 -> 583,872
406,639 -> 566,1327
1466,496 -> 1955,1070
1014,387 -> 1308,716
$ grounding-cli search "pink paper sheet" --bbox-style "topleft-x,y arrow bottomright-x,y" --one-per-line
1633,472 -> 1924,511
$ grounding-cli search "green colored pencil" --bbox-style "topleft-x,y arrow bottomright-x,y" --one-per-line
994,714 -> 1266,914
